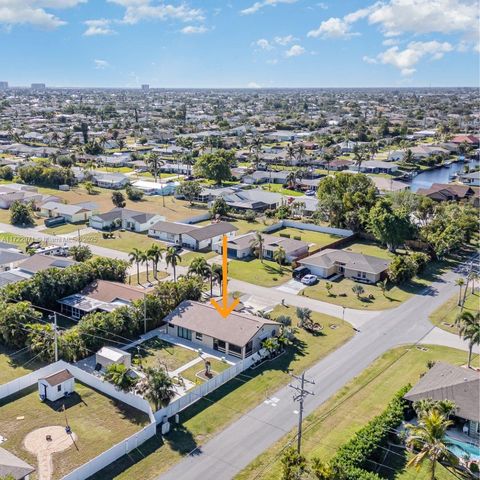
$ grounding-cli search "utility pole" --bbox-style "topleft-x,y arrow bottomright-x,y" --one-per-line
289,371 -> 314,454
143,292 -> 147,334
49,312 -> 58,362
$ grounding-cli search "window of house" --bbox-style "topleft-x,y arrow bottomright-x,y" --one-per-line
195,332 -> 203,341
57,385 -> 62,392
178,327 -> 192,340
228,343 -> 242,357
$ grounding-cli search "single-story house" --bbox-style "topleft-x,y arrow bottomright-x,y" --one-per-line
38,369 -> 75,402
451,135 -> 479,147
371,177 -> 410,194
17,254 -> 76,275
298,248 -> 390,284
148,220 -> 195,244
417,183 -> 478,202
0,447 -> 35,480
404,362 -> 479,439
325,159 -> 352,171
243,170 -> 289,185
89,208 -> 165,232
91,172 -> 129,189
0,249 -> 28,272
39,201 -> 99,223
58,280 -> 145,319
460,171 -> 480,187
218,188 -> 283,211
165,300 -> 280,359
351,161 -> 399,174
131,180 -> 179,196
0,184 -> 59,210
96,346 -> 131,369
220,232 -> 309,263
181,222 -> 238,251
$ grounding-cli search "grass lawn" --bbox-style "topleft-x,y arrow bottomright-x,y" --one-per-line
195,218 -> 272,236
269,227 -> 343,250
80,231 -> 166,254
342,239 -> 397,260
130,337 -> 199,372
180,358 -> 230,387
89,308 -> 353,480
127,270 -> 169,287
40,222 -> 87,236
429,290 -> 479,334
0,382 -> 149,480
0,346 -> 46,385
229,258 -> 292,287
180,250 -> 218,266
0,232 -> 33,250
261,184 -> 304,197
236,345 -> 478,480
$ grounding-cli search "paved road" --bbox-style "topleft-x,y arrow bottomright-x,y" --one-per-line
159,261 -> 476,480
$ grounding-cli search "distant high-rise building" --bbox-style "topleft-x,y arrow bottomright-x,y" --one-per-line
0,82 -> 8,90
141,84 -> 150,91
31,83 -> 46,90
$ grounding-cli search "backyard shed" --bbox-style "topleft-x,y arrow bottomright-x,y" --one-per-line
96,346 -> 132,369
38,369 -> 75,402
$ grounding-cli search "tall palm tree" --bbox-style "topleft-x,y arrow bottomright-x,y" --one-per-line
129,247 -> 143,285
143,367 -> 175,410
146,152 -> 165,207
140,250 -> 151,284
406,410 -> 458,480
250,232 -> 265,263
455,278 -> 465,306
188,257 -> 210,279
286,170 -> 297,190
286,144 -> 296,167
455,311 -> 480,368
296,143 -> 306,166
165,246 -> 181,281
209,263 -> 222,297
273,246 -> 286,266
470,271 -> 479,294
148,244 -> 163,280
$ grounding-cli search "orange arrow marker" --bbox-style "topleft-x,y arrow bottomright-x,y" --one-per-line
211,235 -> 240,318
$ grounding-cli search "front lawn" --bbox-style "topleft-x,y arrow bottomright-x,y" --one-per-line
89,308 -> 353,480
236,345 -> 477,480
0,232 -> 33,250
261,183 -> 304,197
429,290 -> 479,334
80,231 -> 166,254
0,382 -> 149,480
180,250 -> 218,266
228,258 -> 292,287
269,227 -> 344,250
127,270 -> 169,287
40,222 -> 87,235
130,337 -> 199,372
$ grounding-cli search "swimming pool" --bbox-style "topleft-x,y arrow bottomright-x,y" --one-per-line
447,436 -> 480,461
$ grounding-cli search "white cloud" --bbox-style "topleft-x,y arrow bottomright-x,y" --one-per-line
285,44 -> 305,57
382,38 -> 398,46
307,17 -> 357,39
247,82 -> 262,88
94,59 -> 110,69
181,25 -> 208,34
362,55 -> 377,64
317,2 -> 328,10
255,38 -> 273,50
108,0 -> 205,24
84,19 -> 116,36
0,0 -> 85,29
373,40 -> 453,75
241,0 -> 298,15
274,34 -> 296,46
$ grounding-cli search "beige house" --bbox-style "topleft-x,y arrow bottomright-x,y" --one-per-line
165,300 -> 280,359
298,249 -> 390,284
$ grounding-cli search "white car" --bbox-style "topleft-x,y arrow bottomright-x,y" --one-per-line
301,274 -> 318,285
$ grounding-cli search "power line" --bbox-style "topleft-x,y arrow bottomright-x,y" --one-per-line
289,371 -> 314,454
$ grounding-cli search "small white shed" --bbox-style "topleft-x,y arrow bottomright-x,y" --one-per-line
96,346 -> 131,370
38,369 -> 75,402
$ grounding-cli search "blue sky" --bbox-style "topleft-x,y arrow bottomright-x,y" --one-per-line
1,0 -> 478,88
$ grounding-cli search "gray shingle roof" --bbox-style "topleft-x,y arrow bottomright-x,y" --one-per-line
404,362 -> 479,422
0,447 -> 35,480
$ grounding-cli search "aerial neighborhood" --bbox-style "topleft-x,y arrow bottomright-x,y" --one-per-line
0,84 -> 478,480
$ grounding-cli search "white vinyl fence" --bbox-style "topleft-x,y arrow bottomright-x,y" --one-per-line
0,361 -> 156,480
154,355 -> 255,422
263,219 -> 353,238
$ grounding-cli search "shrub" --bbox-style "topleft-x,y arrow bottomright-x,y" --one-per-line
126,185 -> 144,201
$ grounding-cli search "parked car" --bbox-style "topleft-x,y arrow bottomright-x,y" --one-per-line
301,274 -> 318,286
293,266 -> 310,280
305,190 -> 316,196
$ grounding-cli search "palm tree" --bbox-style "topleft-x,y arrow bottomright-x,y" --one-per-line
455,311 -> 480,368
148,244 -> 163,280
117,138 -> 126,151
470,271 -> 479,294
143,367 -> 175,410
285,170 -> 297,190
209,263 -> 222,297
455,278 -> 465,306
188,257 -> 210,279
406,410 -> 458,480
146,152 -> 165,207
273,246 -> 286,266
129,247 -> 143,285
140,251 -> 151,284
296,307 -> 312,328
250,232 -> 265,263
322,149 -> 334,174
286,144 -> 296,167
296,143 -> 306,165
165,246 -> 181,281
404,148 -> 414,165
352,284 -> 365,299
104,363 -> 137,392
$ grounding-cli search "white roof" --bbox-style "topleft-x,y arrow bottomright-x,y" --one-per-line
96,346 -> 130,362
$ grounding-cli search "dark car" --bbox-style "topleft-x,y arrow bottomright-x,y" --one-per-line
293,266 -> 310,280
